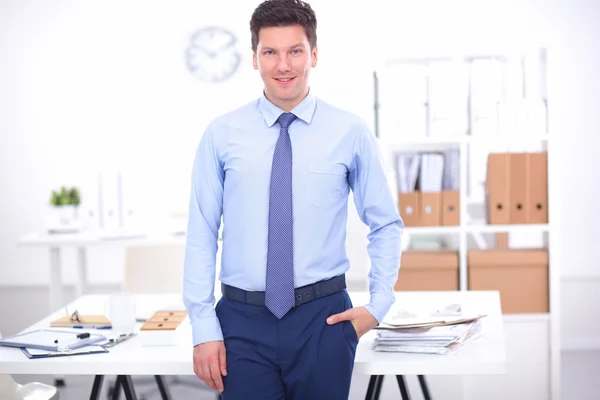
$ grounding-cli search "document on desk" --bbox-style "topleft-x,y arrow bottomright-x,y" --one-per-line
21,345 -> 108,359
372,320 -> 483,355
0,329 -> 106,352
372,309 -> 487,354
376,313 -> 486,329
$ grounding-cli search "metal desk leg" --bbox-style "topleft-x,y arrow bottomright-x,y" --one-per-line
49,247 -> 66,389
75,246 -> 88,298
111,376 -> 122,400
418,375 -> 432,400
53,378 -> 66,387
365,375 -> 384,400
89,375 -> 104,400
396,375 -> 411,400
154,375 -> 173,400
49,247 -> 63,312
118,375 -> 138,400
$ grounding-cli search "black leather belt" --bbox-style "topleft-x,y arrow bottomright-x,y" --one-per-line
221,274 -> 346,308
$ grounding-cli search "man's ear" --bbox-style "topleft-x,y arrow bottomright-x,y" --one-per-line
252,51 -> 258,70
311,45 -> 318,68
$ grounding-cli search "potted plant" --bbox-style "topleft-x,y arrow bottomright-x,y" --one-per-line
49,186 -> 81,226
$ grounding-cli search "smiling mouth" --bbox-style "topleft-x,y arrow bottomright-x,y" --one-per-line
274,77 -> 296,83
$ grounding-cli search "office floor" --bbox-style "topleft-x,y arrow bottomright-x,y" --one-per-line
13,374 -> 219,400
10,373 -> 408,400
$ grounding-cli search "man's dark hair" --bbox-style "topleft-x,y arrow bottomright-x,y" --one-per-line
250,0 -> 317,52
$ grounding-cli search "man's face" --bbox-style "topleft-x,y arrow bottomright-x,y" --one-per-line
253,24 -> 318,111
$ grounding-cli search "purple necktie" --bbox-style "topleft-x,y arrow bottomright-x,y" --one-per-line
265,112 -> 297,319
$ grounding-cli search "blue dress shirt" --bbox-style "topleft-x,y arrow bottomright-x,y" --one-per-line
183,90 -> 404,346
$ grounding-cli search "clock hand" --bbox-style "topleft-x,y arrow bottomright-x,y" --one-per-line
214,36 -> 235,54
189,45 -> 217,59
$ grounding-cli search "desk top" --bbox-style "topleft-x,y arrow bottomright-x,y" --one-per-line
0,291 -> 506,376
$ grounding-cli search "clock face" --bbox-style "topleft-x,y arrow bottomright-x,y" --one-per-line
185,26 -> 241,83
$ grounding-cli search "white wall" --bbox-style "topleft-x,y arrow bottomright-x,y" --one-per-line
2,0 -> 600,345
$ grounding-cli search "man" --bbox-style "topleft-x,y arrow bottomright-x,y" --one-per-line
183,0 -> 403,398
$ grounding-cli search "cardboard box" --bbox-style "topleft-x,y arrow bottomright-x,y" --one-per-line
486,153 -> 511,224
398,192 -> 421,226
420,192 -> 442,226
468,249 -> 548,313
486,151 -> 548,225
509,153 -> 528,223
526,152 -> 548,223
441,190 -> 460,226
495,233 -> 509,248
395,250 -> 459,291
398,191 -> 460,227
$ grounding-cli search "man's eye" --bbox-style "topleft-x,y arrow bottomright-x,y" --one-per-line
264,51 -> 274,55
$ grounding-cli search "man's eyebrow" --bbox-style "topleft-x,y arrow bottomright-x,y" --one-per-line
261,43 -> 306,51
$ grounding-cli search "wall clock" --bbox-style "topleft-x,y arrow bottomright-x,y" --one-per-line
185,26 -> 241,83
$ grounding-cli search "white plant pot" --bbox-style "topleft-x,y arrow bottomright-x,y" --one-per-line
56,205 -> 78,226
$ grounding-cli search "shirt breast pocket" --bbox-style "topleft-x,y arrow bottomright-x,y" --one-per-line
307,162 -> 348,210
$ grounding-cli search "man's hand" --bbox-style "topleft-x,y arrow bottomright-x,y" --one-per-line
193,340 -> 227,392
326,306 -> 378,339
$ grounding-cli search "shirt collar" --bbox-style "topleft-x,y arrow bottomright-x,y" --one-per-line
258,89 -> 317,127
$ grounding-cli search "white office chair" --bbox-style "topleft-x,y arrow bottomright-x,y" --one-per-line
0,374 -> 60,400
122,244 -> 187,295
109,244 -> 218,400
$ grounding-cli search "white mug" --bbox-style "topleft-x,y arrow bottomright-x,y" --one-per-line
106,293 -> 136,333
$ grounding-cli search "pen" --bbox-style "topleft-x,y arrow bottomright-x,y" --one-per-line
109,334 -> 128,343
72,325 -> 112,329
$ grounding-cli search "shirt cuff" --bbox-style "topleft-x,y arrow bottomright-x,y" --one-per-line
363,291 -> 396,324
190,315 -> 224,346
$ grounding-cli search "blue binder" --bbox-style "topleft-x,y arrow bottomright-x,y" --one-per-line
0,329 -> 106,352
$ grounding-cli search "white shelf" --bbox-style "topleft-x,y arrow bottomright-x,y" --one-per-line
466,135 -> 549,145
404,226 -> 460,235
561,274 -> 600,282
466,223 -> 549,234
503,313 -> 550,323
561,338 -> 600,351
385,139 -> 461,153
382,134 -> 548,150
377,50 -> 559,399
403,224 -> 549,235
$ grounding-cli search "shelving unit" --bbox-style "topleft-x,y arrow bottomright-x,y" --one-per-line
374,49 -> 559,400
404,221 -> 549,235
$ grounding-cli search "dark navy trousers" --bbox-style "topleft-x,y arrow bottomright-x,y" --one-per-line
216,289 -> 359,399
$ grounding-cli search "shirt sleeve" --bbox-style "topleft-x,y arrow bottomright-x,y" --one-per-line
183,124 -> 225,346
348,124 -> 404,323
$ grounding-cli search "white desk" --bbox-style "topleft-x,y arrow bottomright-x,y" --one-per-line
0,291 -> 506,399
18,231 -> 186,313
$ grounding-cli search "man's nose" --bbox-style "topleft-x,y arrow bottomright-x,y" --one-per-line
277,55 -> 291,72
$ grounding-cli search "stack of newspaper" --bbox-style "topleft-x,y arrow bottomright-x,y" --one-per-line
372,314 -> 486,355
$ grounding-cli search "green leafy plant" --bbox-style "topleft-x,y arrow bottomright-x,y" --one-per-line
49,186 -> 81,207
